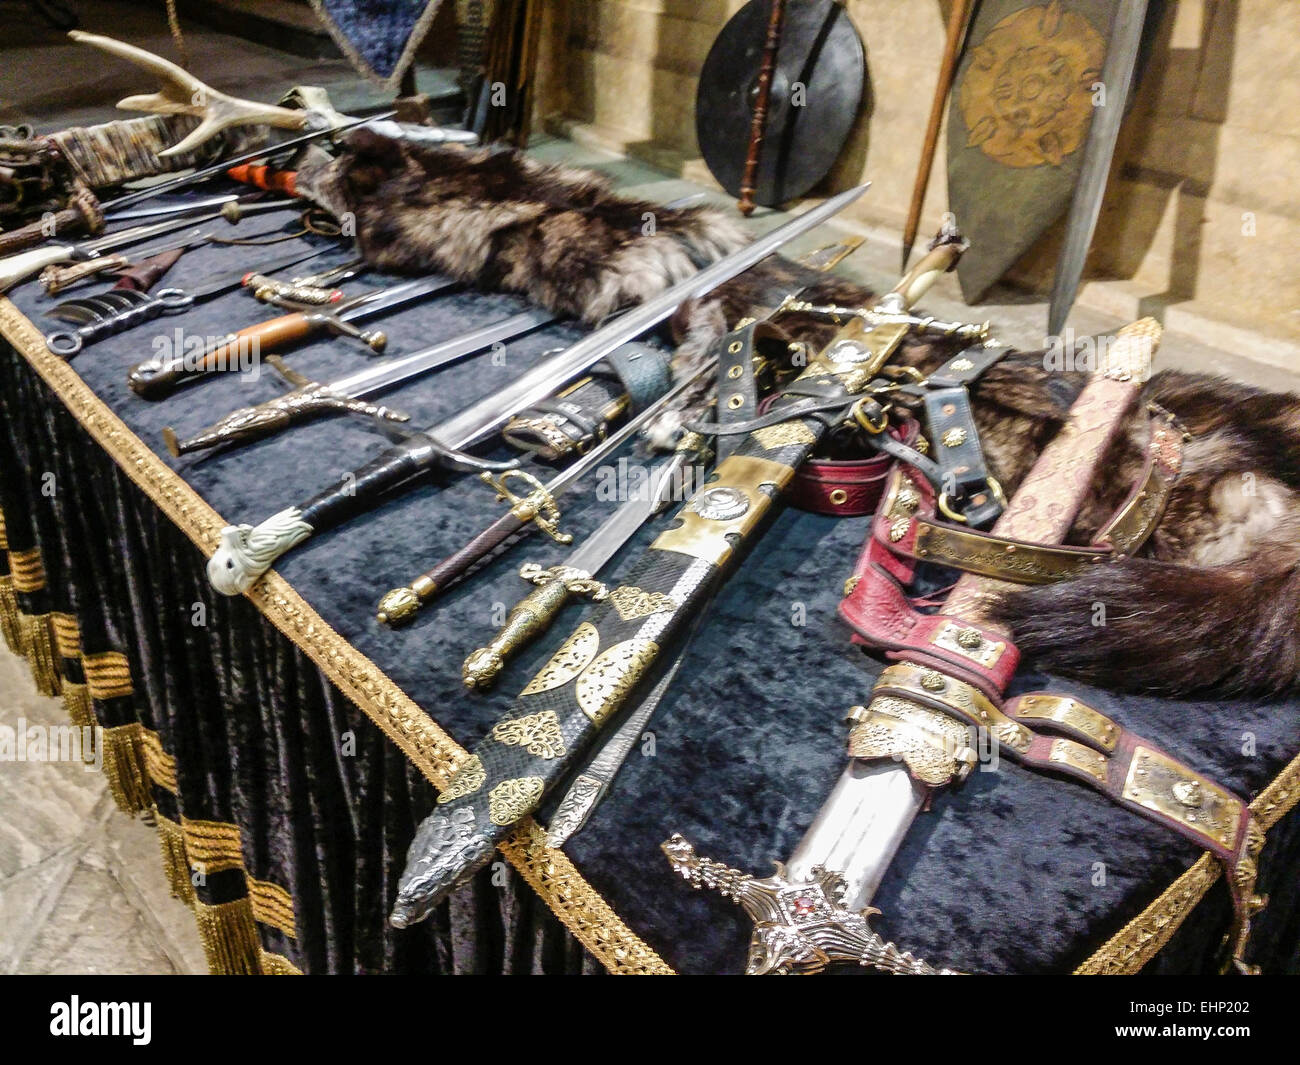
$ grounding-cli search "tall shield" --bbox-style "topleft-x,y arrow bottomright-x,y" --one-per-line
946,0 -> 1153,303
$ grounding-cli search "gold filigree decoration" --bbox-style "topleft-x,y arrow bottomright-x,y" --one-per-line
941,427 -> 967,448
574,638 -> 660,726
491,710 -> 567,759
752,421 -> 817,451
521,622 -> 600,696
0,296 -> 673,976
609,586 -> 677,622
437,753 -> 486,803
959,2 -> 1105,168
489,777 -> 545,826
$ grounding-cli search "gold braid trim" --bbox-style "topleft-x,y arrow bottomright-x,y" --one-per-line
82,651 -> 133,700
181,817 -> 245,874
101,722 -> 150,814
0,296 -> 669,975
248,877 -> 297,939
1079,744 -> 1300,974
0,507 -> 7,550
192,897 -> 264,975
19,612 -> 60,696
8,547 -> 45,592
140,728 -> 178,794
50,612 -> 80,658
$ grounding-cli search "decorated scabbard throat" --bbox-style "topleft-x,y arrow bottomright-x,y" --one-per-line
390,235 -> 967,927
502,342 -> 673,461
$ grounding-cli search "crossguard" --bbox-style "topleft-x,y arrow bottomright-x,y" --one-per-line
661,835 -> 959,976
480,471 -> 572,544
519,562 -> 609,599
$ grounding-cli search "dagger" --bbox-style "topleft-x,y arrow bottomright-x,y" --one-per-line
161,304 -> 558,457
43,243 -> 336,357
388,225 -> 960,927
662,319 -> 1162,974
376,358 -> 717,626
461,437 -> 709,690
207,183 -> 870,598
127,273 -> 463,398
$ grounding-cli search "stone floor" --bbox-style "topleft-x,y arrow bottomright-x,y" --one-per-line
3,0 -> 1299,982
0,647 -> 206,974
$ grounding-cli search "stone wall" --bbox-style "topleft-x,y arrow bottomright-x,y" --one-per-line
536,0 -> 1300,354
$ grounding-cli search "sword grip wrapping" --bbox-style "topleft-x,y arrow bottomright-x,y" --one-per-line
226,164 -> 297,197
127,312 -> 313,398
378,509 -> 531,626
300,437 -> 440,533
462,576 -> 573,689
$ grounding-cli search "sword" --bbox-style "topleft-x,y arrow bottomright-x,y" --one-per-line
43,242 -> 336,357
127,274 -> 462,398
1047,0 -> 1149,337
0,201 -> 286,293
461,438 -> 708,690
161,305 -> 558,457
207,183 -> 870,598
389,227 -> 960,928
662,318 -> 1161,974
376,359 -> 717,625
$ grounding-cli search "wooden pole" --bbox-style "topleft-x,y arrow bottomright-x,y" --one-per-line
737,0 -> 788,216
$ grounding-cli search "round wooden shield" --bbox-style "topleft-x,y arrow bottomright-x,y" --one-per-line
696,0 -> 865,207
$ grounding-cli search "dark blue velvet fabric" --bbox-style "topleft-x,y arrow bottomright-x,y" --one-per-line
315,0 -> 443,79
7,189 -> 1300,974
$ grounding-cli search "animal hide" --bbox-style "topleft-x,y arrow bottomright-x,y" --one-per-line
303,132 -> 1300,699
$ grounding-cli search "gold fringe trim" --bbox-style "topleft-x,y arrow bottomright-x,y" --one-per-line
140,729 -> 178,794
61,680 -> 96,734
181,816 -> 245,874
0,506 -> 7,550
82,651 -> 133,700
0,574 -> 21,654
50,611 -> 80,658
193,897 -> 264,975
0,294 -> 672,975
8,546 -> 45,593
155,811 -> 197,905
248,877 -> 297,939
259,950 -> 302,975
19,612 -> 60,696
101,722 -> 150,814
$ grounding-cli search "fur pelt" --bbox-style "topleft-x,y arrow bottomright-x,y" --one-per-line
305,133 -> 1300,698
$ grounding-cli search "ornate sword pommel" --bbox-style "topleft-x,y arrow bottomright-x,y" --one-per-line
481,470 -> 572,544
249,276 -> 344,305
462,564 -> 609,690
661,835 -> 958,975
377,584 -> 423,627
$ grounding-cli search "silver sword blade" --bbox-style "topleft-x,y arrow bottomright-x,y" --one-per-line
336,275 -> 461,322
1047,0 -> 1149,336
329,307 -> 560,398
104,192 -> 242,224
429,183 -> 870,452
786,761 -> 926,913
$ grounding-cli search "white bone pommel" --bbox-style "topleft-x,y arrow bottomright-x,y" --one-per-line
207,508 -> 312,595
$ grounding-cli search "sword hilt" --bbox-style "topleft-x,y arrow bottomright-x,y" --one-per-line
461,564 -> 608,690
248,274 -> 344,305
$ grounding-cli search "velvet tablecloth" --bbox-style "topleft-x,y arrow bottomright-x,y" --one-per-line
1,190 -> 1298,975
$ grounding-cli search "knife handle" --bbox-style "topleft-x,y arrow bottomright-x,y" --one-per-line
461,573 -> 578,690
127,311 -> 314,398
39,254 -> 130,294
377,510 -> 531,627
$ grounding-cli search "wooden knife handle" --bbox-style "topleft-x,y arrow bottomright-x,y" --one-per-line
127,311 -> 314,398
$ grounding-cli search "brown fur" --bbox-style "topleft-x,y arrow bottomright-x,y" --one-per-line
307,133 -> 1300,697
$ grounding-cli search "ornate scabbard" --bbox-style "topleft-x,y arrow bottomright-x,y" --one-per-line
391,310 -> 923,925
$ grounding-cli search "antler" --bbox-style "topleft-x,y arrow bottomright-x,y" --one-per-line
69,31 -> 311,157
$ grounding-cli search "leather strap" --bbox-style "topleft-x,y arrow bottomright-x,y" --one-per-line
923,385 -> 1001,527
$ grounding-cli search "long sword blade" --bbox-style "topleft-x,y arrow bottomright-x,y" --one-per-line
429,183 -> 869,452
1047,0 -> 1149,337
336,275 -> 461,322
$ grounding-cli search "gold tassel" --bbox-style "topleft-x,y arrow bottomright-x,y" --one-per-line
0,575 -> 20,655
154,811 -> 197,904
259,951 -> 302,975
61,681 -> 95,730
19,613 -> 60,696
100,722 -> 151,814
192,897 -> 264,975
